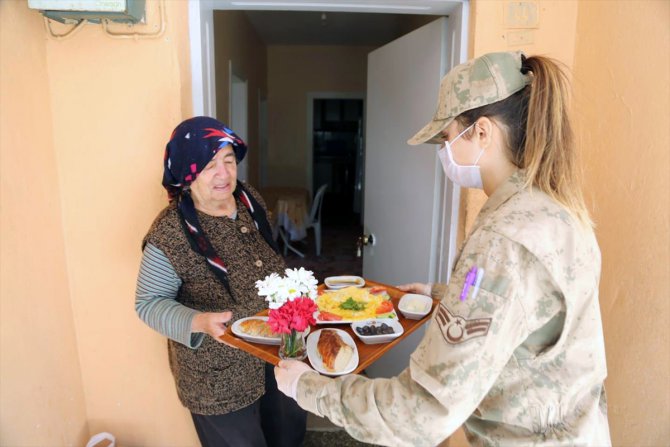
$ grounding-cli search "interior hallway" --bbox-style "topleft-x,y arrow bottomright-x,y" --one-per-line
283,223 -> 363,283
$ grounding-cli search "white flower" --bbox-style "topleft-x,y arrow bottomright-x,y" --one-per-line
255,272 -> 280,297
255,268 -> 318,309
285,268 -> 318,299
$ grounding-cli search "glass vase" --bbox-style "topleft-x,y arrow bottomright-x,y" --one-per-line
279,329 -> 307,360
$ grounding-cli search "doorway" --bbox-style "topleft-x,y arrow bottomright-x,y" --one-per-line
229,64 -> 248,181
310,96 -> 364,225
190,0 -> 469,442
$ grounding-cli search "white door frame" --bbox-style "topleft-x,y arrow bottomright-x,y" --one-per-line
188,0 -> 469,278
189,0 -> 468,118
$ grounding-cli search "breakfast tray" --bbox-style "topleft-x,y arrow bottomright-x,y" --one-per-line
220,279 -> 438,374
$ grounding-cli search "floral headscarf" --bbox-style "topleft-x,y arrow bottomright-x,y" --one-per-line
161,116 -> 279,299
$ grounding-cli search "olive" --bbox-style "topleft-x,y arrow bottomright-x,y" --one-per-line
357,323 -> 395,336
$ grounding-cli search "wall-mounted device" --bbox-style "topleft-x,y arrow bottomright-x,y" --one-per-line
27,0 -> 145,24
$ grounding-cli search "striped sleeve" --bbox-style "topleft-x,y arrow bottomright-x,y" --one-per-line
135,243 -> 204,349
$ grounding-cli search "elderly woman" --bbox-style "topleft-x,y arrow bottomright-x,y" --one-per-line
135,116 -> 306,447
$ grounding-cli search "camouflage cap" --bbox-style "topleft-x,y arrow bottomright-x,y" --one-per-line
408,51 -> 531,145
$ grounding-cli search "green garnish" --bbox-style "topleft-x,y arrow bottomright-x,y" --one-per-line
339,297 -> 367,311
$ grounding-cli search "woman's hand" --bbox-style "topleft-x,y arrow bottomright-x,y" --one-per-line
396,282 -> 431,295
191,311 -> 233,340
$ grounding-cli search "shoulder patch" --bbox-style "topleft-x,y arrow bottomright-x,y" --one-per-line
436,303 -> 491,344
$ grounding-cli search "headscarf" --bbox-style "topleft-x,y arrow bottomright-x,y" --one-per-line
162,116 -> 279,300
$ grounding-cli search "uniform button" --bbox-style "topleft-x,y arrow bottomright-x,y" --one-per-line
255,260 -> 263,267
240,226 -> 249,234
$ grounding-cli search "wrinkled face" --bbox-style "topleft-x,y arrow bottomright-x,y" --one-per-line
190,145 -> 237,206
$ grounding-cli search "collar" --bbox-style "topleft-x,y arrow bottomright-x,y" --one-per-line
470,169 -> 526,234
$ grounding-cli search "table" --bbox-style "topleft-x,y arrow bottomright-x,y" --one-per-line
220,280 -> 438,374
260,187 -> 310,257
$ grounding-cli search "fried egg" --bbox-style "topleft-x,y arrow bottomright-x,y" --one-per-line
317,287 -> 391,321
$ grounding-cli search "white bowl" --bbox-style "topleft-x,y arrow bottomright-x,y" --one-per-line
398,294 -> 433,320
324,275 -> 365,290
350,319 -> 403,344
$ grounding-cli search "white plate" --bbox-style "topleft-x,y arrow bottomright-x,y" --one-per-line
306,329 -> 359,376
324,276 -> 365,290
231,317 -> 311,346
315,288 -> 398,324
315,310 -> 398,324
231,317 -> 280,345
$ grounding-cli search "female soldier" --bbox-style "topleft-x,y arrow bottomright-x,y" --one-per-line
275,52 -> 611,446
136,117 -> 305,446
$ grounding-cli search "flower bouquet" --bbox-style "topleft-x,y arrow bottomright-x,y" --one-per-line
255,268 -> 318,360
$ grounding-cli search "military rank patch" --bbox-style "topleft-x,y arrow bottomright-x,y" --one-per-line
436,303 -> 491,344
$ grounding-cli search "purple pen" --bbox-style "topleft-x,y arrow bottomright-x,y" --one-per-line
460,266 -> 478,301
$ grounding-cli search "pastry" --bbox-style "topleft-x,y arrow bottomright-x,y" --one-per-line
239,319 -> 277,338
317,330 -> 353,372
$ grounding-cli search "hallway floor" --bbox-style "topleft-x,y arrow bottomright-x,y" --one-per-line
283,223 -> 363,282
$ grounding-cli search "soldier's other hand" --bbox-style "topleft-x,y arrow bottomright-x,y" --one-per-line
396,282 -> 431,295
191,311 -> 233,341
275,360 -> 315,400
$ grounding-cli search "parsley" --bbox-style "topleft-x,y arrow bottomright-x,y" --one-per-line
339,297 -> 367,311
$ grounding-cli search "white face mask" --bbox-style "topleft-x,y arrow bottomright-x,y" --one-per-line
437,123 -> 485,189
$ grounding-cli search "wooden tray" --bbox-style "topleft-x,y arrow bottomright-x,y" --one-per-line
220,279 -> 437,374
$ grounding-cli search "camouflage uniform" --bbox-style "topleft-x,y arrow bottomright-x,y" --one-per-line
295,171 -> 611,446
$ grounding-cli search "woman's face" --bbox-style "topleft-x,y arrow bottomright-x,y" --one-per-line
190,145 -> 237,206
440,120 -> 482,165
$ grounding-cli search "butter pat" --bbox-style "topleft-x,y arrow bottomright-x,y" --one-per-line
405,301 -> 428,313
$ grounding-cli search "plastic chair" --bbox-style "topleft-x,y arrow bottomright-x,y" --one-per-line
306,184 -> 328,256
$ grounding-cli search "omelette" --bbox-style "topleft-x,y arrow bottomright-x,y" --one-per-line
316,286 -> 395,321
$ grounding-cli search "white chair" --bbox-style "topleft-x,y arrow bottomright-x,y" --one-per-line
305,184 -> 328,256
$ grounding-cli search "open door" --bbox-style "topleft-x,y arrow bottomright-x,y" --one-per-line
362,17 -> 460,378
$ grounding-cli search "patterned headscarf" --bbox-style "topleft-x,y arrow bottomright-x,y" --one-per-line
162,116 -> 279,300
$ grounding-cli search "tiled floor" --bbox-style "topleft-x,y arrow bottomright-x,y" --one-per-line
283,223 -> 363,282
302,429 -> 382,447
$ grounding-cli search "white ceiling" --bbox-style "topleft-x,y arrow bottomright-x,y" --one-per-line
243,11 -> 438,46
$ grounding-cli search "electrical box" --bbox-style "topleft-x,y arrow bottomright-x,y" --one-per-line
28,0 -> 145,24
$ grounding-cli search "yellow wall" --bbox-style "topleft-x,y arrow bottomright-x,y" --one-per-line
266,45 -> 373,189
573,1 -> 670,444
2,1 -> 668,445
467,0 -> 670,444
0,2 -> 89,445
464,0 -> 579,233
1,1 -> 199,445
214,11 -> 268,188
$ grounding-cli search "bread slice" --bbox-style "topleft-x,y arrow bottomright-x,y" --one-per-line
317,330 -> 353,372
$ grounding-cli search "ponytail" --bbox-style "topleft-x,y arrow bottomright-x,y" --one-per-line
457,55 -> 593,228
522,56 -> 592,227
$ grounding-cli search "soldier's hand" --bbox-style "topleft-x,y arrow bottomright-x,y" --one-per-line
396,282 -> 431,295
191,311 -> 233,341
275,360 -> 316,400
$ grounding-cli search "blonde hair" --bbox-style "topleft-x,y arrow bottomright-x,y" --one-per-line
457,55 -> 593,227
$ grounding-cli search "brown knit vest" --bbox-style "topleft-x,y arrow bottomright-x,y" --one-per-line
143,184 -> 286,415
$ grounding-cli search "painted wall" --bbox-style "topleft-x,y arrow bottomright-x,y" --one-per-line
463,0 -> 579,233
1,1 -> 199,445
214,11 -> 268,188
465,0 -> 670,444
266,45 -> 373,189
0,2 -> 89,445
2,1 -> 667,445
573,1 -> 670,444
